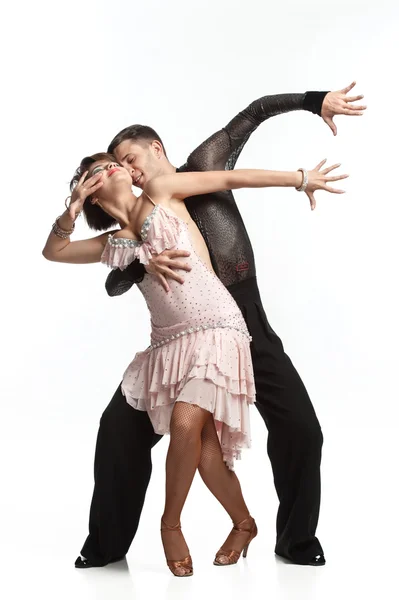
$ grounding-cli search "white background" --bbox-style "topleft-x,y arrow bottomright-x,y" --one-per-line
1,0 -> 398,598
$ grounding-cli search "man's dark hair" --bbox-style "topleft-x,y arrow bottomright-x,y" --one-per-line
108,124 -> 167,157
70,152 -> 118,232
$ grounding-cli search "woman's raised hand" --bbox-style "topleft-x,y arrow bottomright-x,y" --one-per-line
68,171 -> 104,220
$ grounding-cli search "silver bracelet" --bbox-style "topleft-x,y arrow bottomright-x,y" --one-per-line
296,168 -> 308,192
52,216 -> 75,239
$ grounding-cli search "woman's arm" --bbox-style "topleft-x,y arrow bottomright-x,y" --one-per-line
148,169 -> 302,201
42,208 -> 113,264
43,169 -> 115,264
146,160 -> 347,211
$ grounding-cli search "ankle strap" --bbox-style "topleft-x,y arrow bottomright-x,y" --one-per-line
233,515 -> 253,530
161,518 -> 181,531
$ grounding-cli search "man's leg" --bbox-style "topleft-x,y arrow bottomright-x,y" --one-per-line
229,278 -> 324,565
77,384 -> 162,567
253,350 -> 324,564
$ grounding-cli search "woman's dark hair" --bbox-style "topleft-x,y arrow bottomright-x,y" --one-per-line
107,124 -> 167,157
70,152 -> 118,232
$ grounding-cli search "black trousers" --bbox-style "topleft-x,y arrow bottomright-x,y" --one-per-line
80,277 -> 323,565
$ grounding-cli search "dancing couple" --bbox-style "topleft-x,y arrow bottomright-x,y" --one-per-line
42,82 -> 365,575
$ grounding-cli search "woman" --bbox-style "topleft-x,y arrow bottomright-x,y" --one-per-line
43,154 -> 347,576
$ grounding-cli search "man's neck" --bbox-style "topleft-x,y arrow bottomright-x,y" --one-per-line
158,159 -> 177,176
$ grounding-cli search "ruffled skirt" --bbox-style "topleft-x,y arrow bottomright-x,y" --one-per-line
121,327 -> 255,470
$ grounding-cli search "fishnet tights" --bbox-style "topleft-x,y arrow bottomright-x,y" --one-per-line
198,415 -> 249,524
161,401 -> 249,561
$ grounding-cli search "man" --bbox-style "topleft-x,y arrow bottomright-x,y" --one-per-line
76,82 -> 365,568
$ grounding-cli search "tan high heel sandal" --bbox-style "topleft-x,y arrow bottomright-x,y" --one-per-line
161,519 -> 193,577
213,515 -> 258,566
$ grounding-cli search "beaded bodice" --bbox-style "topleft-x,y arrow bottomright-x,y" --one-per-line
102,204 -> 251,350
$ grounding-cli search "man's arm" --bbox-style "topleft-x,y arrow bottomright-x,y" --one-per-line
223,92 -> 328,169
104,249 -> 191,296
184,91 -> 328,172
184,82 -> 365,172
105,260 -> 145,297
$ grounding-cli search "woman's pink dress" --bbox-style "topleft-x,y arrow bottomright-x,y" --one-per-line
101,204 -> 255,469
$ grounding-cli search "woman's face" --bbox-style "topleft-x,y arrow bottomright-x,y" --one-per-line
87,160 -> 132,203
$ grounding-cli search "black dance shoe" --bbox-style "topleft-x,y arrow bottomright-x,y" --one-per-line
275,552 -> 326,566
308,553 -> 326,566
74,555 -> 126,569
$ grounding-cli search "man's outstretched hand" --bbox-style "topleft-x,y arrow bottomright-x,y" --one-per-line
321,81 -> 367,136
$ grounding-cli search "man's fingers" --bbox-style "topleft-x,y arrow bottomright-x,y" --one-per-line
324,116 -> 337,136
333,108 -> 362,116
345,109 -> 364,116
157,274 -> 170,293
347,104 -> 367,111
168,260 -> 191,272
335,104 -> 366,114
162,267 -> 185,284
348,103 -> 367,110
341,81 -> 356,94
167,250 -> 191,259
345,94 -> 364,103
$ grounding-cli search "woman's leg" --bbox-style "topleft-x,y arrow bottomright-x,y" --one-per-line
198,414 -> 250,524
198,414 -> 256,561
161,402 -> 209,564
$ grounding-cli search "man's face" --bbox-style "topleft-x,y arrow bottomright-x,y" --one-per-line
113,140 -> 162,189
